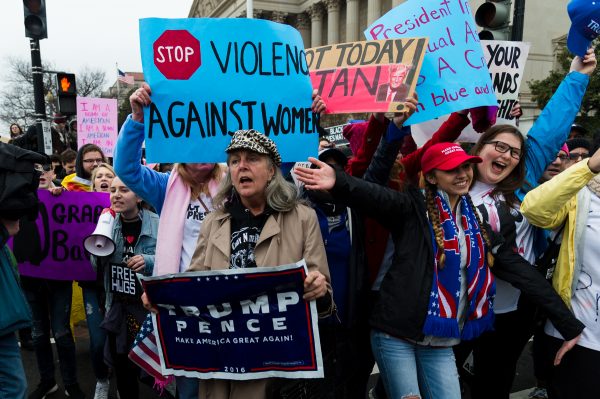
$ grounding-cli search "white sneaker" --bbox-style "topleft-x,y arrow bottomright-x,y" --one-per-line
93,379 -> 110,399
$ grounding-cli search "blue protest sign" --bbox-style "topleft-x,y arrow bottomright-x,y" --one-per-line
141,261 -> 323,379
139,18 -> 316,163
365,0 -> 498,125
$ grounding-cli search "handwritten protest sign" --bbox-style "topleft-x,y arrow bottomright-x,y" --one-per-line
139,18 -> 315,163
10,190 -> 110,281
486,41 -> 530,101
307,38 -> 428,113
412,40 -> 530,145
141,261 -> 323,379
77,97 -> 118,156
366,0 -> 498,125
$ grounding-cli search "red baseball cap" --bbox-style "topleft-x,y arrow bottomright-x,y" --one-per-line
421,142 -> 482,175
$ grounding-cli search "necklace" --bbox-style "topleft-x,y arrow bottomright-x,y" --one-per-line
121,214 -> 140,223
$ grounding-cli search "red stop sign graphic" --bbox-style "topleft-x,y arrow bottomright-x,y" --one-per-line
153,30 -> 201,80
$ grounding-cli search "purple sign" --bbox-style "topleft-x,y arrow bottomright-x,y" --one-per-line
10,190 -> 110,281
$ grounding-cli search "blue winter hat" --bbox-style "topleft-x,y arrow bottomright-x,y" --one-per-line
567,0 -> 600,57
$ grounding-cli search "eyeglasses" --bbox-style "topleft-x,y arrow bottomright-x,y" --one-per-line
568,152 -> 589,160
82,158 -> 104,165
556,154 -> 569,161
34,164 -> 52,172
484,141 -> 522,160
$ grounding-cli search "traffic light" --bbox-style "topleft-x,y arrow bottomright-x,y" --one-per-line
475,0 -> 512,40
23,0 -> 47,40
56,73 -> 77,116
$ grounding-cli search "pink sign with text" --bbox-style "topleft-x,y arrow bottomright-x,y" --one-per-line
77,97 -> 118,156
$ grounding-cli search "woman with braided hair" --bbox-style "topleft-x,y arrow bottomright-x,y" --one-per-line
295,142 -> 584,399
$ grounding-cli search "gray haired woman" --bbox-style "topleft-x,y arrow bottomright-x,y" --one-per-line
188,129 -> 332,399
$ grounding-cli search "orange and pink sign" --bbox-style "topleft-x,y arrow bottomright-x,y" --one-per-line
306,38 -> 428,114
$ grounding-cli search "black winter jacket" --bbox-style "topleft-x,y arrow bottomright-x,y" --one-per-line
330,170 -> 585,342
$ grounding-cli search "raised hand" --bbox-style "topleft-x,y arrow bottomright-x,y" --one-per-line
392,92 -> 419,128
570,48 -> 597,76
311,89 -> 327,115
510,101 -> 523,119
294,157 -> 336,190
130,83 -> 152,123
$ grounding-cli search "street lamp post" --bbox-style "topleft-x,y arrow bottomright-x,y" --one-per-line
30,38 -> 46,153
511,0 -> 526,41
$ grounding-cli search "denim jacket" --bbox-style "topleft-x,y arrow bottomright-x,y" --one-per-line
90,208 -> 159,311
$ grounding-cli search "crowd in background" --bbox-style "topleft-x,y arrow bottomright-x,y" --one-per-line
1,48 -> 599,399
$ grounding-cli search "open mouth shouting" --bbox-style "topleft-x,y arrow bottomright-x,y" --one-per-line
491,160 -> 508,174
239,176 -> 253,185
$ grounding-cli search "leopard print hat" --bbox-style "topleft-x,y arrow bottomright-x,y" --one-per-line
225,129 -> 282,167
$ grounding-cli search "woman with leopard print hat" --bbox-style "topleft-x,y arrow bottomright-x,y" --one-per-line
187,128 -> 333,399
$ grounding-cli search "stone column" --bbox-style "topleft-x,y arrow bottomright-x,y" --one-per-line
367,0 -> 381,25
296,13 -> 311,48
345,0 -> 359,42
307,3 -> 324,47
238,9 -> 263,18
325,0 -> 340,44
271,11 -> 288,24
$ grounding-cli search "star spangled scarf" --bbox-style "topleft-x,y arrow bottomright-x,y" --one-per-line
423,193 -> 496,341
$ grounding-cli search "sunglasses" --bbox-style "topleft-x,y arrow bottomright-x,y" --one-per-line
34,164 -> 53,172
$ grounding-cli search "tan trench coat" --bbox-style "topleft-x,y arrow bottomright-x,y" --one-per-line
188,203 -> 331,399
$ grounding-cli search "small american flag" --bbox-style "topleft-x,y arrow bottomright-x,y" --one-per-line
118,69 -> 135,85
128,314 -> 164,381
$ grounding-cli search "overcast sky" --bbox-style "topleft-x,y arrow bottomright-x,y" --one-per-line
0,0 -> 192,130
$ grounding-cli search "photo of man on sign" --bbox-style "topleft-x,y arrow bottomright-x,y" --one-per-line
376,64 -> 411,103
306,38 -> 428,114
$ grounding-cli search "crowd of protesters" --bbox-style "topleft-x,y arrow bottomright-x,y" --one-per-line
1,44 -> 599,399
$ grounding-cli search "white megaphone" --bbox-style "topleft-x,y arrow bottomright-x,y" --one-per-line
84,208 -> 116,257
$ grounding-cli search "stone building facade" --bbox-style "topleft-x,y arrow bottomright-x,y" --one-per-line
190,0 -> 573,131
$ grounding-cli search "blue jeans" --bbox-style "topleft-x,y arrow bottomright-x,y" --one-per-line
81,285 -> 109,380
0,333 -> 27,399
22,278 -> 78,386
371,329 -> 461,399
176,376 -> 199,399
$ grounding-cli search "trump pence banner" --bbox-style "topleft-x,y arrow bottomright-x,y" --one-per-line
306,38 -> 428,113
366,0 -> 498,125
139,18 -> 316,163
11,190 -> 110,281
141,261 -> 323,379
77,97 -> 119,156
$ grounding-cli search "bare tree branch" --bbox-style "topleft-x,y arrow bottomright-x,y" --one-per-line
0,56 -> 106,131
